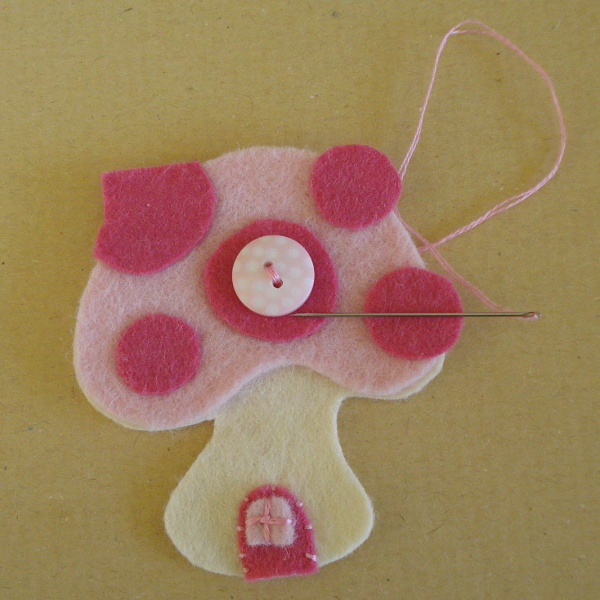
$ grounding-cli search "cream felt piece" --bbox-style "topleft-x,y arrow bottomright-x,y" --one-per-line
165,360 -> 443,575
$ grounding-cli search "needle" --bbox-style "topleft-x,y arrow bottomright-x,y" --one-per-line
292,311 -> 540,318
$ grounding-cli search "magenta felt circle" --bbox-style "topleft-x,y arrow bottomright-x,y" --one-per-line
365,267 -> 463,360
204,220 -> 337,342
310,145 -> 402,229
116,313 -> 202,395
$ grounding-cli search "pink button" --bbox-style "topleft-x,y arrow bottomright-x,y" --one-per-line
232,235 -> 315,316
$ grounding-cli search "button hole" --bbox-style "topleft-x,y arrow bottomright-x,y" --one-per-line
264,262 -> 283,288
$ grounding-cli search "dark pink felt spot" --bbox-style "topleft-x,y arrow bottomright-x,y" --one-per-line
238,485 -> 318,581
204,220 -> 337,342
116,314 -> 202,395
95,162 -> 215,274
310,145 -> 402,229
365,267 -> 463,360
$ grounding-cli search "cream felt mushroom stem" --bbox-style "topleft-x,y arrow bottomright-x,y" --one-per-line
164,361 -> 444,575
166,367 -> 369,575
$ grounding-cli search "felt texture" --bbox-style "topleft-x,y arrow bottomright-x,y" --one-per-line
310,145 -> 402,229
116,313 -> 202,395
365,267 -> 463,360
238,485 -> 318,580
204,219 -> 337,341
164,364 -> 443,577
94,162 -> 215,274
75,147 -> 443,431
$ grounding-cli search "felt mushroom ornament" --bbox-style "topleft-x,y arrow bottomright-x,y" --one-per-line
74,145 -> 463,580
75,19 -> 567,579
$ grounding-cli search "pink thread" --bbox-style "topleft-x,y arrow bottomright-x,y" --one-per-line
399,20 -> 565,317
263,261 -> 284,288
245,497 -> 291,544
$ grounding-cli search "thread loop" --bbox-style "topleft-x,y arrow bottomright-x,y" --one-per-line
400,21 -> 565,314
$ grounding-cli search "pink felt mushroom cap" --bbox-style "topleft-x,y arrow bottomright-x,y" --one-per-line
74,146 -> 460,431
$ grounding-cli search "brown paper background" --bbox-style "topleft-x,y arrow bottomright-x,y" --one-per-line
1,1 -> 598,598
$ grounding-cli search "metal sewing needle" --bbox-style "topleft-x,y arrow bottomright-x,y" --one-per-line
291,311 -> 540,318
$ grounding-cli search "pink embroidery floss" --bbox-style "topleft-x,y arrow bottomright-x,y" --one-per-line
398,20 -> 566,318
244,497 -> 291,544
263,262 -> 284,288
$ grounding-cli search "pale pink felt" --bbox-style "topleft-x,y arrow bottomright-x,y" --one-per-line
231,235 -> 315,317
75,147 -> 442,431
116,313 -> 202,395
95,162 -> 215,274
310,145 -> 402,229
365,267 -> 463,360
238,485 -> 317,581
245,496 -> 295,546
205,220 -> 336,341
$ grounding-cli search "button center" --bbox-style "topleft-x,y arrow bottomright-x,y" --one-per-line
263,261 -> 284,288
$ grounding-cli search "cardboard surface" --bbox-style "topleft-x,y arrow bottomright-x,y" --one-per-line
1,1 -> 598,598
